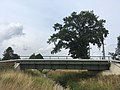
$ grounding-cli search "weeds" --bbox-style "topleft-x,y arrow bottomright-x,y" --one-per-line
47,70 -> 120,90
0,70 -> 55,90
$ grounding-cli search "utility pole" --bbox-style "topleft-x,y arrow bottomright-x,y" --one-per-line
102,40 -> 105,59
89,44 -> 90,58
88,44 -> 91,59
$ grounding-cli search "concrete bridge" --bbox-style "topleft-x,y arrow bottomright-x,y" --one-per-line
1,58 -> 120,75
16,59 -> 111,71
0,59 -> 110,71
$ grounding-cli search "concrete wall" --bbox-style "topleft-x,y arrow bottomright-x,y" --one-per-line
102,62 -> 120,75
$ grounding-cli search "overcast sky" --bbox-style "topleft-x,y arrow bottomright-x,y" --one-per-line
0,0 -> 120,57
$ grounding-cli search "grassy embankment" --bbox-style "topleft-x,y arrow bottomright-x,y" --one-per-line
47,70 -> 120,90
0,63 -> 56,90
0,70 -> 56,90
1,63 -> 120,90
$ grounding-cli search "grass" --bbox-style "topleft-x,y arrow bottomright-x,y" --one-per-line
76,75 -> 120,90
47,70 -> 120,90
1,62 -> 120,90
0,63 -> 68,90
0,69 -> 56,90
0,63 -> 14,70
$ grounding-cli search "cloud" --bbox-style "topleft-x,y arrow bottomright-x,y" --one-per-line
0,23 -> 25,43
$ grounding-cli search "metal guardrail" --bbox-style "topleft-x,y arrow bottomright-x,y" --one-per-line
90,56 -> 112,60
20,56 -> 112,60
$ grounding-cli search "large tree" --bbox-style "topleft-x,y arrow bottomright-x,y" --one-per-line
2,47 -> 20,60
48,11 -> 109,59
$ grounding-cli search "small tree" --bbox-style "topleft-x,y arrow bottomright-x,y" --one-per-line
29,53 -> 36,59
35,54 -> 43,59
29,53 -> 43,59
2,47 -> 20,60
116,36 -> 120,55
109,36 -> 120,60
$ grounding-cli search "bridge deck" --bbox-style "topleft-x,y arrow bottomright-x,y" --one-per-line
9,59 -> 110,71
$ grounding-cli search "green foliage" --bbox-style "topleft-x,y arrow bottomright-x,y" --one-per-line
48,10 -> 109,59
2,47 -> 20,60
48,71 -> 96,88
0,63 -> 14,70
29,53 -> 43,59
35,54 -> 44,59
118,36 -> 120,47
67,81 -> 81,90
29,53 -> 36,59
109,36 -> 120,60
117,36 -> 120,54
47,71 -> 120,90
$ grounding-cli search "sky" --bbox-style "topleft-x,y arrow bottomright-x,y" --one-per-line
0,0 -> 120,57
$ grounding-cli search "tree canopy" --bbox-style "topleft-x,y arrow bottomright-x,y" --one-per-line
109,36 -> 120,60
117,36 -> 120,50
116,36 -> 120,55
29,53 -> 43,59
48,11 -> 109,59
2,47 -> 20,60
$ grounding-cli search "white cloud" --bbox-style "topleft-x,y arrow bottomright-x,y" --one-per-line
0,23 -> 25,43
0,0 -> 119,57
35,44 -> 54,54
